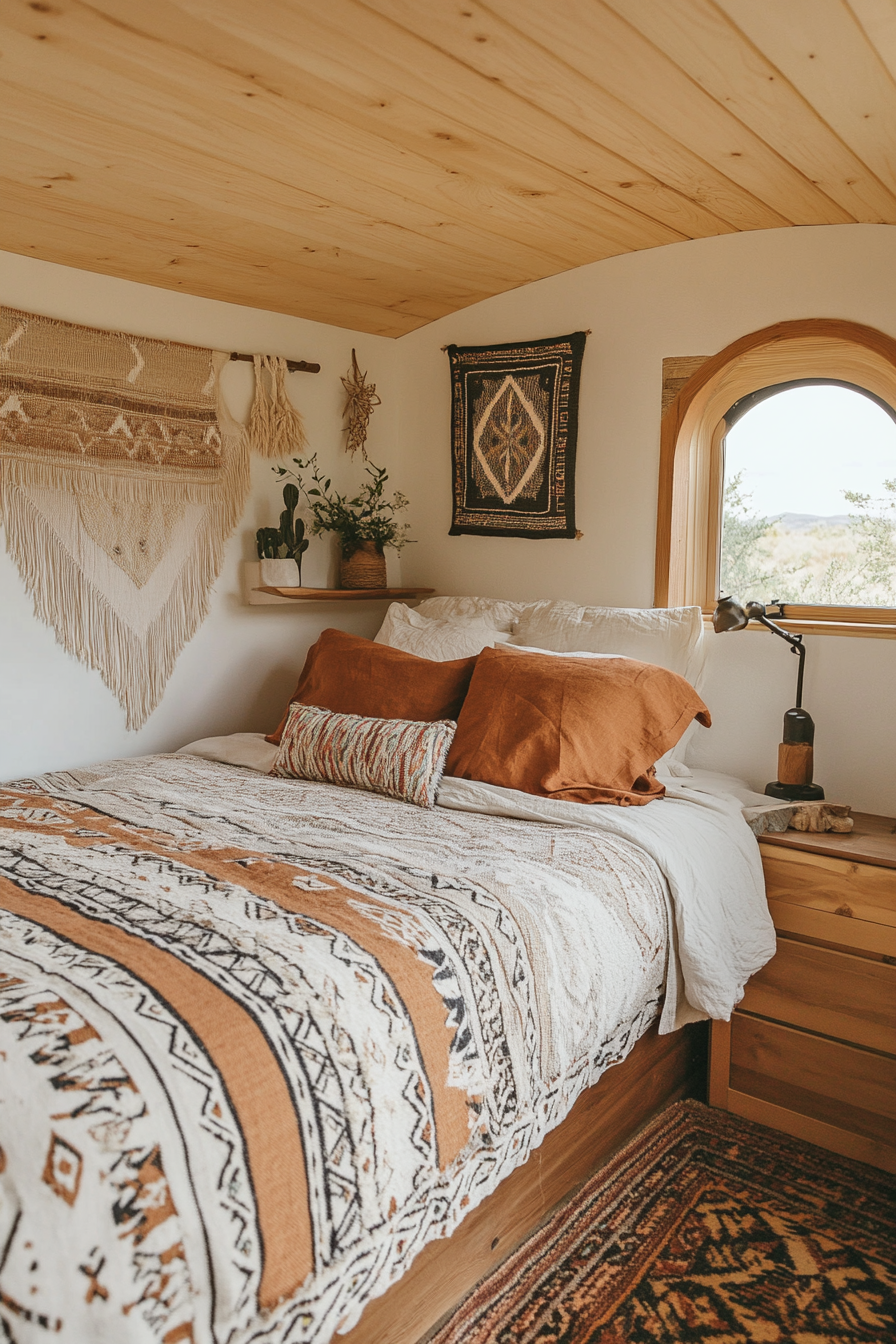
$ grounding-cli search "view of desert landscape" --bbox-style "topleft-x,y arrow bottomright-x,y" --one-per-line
720,385 -> 896,607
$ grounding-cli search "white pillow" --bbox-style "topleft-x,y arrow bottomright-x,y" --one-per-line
509,644 -> 620,660
375,602 -> 511,661
177,733 -> 278,773
509,601 -> 705,685
413,595 -> 524,633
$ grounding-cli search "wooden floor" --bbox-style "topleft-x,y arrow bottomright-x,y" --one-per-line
343,1020 -> 708,1344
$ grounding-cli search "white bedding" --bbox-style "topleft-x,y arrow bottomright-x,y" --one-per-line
179,734 -> 776,1031
437,776 -> 773,1031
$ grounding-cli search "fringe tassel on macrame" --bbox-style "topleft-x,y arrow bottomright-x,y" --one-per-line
246,354 -> 308,459
0,442 -> 249,731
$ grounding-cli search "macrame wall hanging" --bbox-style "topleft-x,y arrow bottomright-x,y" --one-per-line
0,307 -> 307,729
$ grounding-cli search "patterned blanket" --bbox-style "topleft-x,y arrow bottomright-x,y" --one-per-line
0,755 -> 670,1343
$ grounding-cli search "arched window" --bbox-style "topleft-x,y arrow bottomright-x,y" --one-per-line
720,383 -> 896,609
655,319 -> 896,636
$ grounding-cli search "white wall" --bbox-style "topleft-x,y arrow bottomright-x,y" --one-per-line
0,251 -> 401,780
394,224 -> 896,815
5,228 -> 895,811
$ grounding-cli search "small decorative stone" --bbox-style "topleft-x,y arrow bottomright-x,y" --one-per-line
788,802 -> 854,833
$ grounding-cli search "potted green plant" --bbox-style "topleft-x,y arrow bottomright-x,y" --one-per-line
275,455 -> 412,589
255,481 -> 310,586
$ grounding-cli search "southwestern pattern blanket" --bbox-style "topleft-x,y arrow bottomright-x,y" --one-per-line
0,754 -> 668,1344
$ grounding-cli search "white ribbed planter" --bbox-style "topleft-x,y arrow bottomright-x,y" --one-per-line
258,558 -> 302,586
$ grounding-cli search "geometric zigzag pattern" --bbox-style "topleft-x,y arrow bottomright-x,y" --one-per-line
0,754 -> 671,1344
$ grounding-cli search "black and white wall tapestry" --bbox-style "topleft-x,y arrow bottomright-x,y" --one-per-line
447,331 -> 586,539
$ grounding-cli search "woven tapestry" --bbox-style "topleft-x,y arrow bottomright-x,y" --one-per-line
0,307 -> 294,729
447,331 -> 586,539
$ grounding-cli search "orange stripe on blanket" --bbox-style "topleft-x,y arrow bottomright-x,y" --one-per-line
185,853 -> 474,1170
0,877 -> 311,1309
0,792 -> 474,1167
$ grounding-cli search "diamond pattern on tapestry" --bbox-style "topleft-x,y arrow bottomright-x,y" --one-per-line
448,331 -> 586,539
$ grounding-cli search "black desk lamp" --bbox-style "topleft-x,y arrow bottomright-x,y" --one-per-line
713,597 -> 824,802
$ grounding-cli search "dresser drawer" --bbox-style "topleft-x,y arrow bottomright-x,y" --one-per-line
731,1013 -> 896,1132
761,849 -> 896,925
741,938 -> 896,1053
767,898 -> 896,957
711,815 -> 896,1172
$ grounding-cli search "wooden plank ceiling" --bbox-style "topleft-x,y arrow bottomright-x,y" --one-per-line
1,0 -> 894,336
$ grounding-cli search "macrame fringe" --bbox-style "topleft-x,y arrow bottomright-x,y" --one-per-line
2,453 -> 220,506
245,354 -> 308,458
1,438 -> 249,731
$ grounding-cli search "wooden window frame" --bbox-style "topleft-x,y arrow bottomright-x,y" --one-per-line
655,318 -> 896,639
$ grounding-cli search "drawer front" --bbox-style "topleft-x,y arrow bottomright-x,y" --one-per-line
761,849 -> 896,930
731,1013 -> 896,1125
767,898 -> 896,957
741,938 -> 896,1054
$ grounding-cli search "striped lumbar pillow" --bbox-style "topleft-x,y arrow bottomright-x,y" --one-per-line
272,702 -> 456,808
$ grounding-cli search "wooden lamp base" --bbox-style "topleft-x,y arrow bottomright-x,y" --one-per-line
766,779 -> 826,802
765,712 -> 824,802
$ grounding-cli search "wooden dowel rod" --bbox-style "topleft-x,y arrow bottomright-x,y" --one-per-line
229,351 -> 320,374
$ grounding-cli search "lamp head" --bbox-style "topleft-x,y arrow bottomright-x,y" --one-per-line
712,595 -> 748,632
712,596 -> 770,632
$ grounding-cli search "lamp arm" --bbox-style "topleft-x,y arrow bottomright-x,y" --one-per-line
753,611 -> 805,709
748,602 -> 798,646
792,640 -> 806,710
716,598 -> 822,800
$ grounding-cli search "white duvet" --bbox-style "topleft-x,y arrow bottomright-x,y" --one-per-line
180,733 -> 776,1031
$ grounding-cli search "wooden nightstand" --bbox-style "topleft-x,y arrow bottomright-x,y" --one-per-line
709,812 -> 896,1173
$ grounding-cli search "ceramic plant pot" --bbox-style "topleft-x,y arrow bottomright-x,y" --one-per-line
339,540 -> 387,589
259,558 -> 302,587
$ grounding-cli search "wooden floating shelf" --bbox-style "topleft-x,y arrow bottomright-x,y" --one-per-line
255,586 -> 435,602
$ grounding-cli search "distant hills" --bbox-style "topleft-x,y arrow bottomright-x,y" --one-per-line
765,512 -> 853,530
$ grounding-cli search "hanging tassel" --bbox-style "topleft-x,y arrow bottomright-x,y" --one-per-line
246,354 -> 308,458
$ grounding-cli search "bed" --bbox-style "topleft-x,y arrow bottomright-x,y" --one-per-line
0,598 -> 776,1344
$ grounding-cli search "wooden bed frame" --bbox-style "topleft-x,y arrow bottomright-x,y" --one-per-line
343,1019 -> 708,1344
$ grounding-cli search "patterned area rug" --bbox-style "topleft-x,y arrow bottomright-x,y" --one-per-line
432,1099 -> 896,1343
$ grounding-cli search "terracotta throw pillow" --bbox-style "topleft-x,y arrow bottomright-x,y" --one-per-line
445,645 -> 711,806
266,628 -> 477,745
273,703 -> 456,808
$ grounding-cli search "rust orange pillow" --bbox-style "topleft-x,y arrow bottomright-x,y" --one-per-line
266,628 -> 477,745
445,645 -> 711,806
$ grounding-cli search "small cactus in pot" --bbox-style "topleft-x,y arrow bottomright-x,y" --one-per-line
256,482 -> 310,584
279,484 -> 309,579
256,527 -> 282,559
